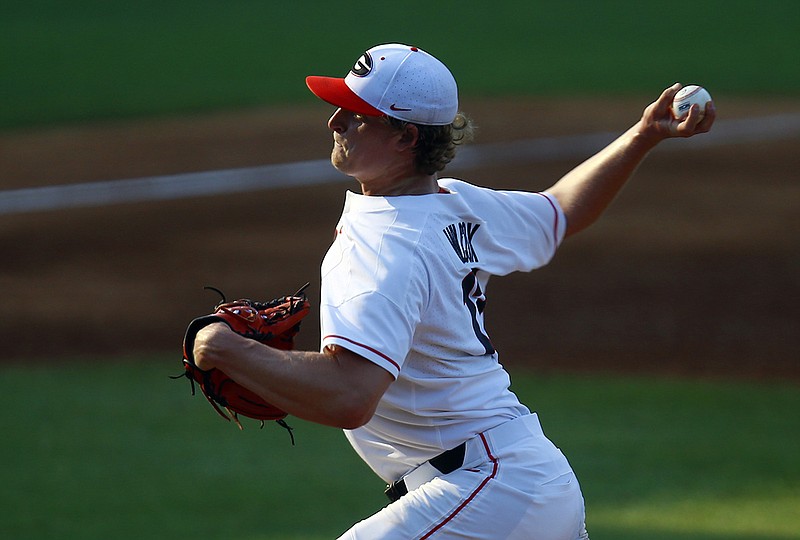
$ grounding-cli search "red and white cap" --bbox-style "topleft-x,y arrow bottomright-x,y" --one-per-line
306,43 -> 458,126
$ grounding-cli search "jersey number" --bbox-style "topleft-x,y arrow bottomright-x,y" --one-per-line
461,270 -> 495,355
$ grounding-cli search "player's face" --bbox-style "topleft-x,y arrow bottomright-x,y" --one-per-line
327,108 -> 404,182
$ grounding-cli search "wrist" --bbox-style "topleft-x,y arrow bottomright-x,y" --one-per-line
628,122 -> 663,154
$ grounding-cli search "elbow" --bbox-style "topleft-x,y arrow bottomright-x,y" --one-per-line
563,218 -> 591,239
334,383 -> 384,429
340,415 -> 371,430
337,398 -> 379,430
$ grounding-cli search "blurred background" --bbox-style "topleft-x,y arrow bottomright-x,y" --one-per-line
1,2 -> 798,539
2,0 -> 797,376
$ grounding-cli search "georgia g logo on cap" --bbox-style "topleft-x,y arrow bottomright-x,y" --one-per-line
306,43 -> 458,125
351,51 -> 372,77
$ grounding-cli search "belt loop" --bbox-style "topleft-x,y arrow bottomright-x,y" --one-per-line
429,442 -> 466,474
384,480 -> 408,503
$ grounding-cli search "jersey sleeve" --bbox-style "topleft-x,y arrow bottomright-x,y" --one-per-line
490,190 -> 565,272
322,291 -> 415,378
439,179 -> 566,275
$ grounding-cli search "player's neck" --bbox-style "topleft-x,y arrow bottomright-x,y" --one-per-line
358,172 -> 439,197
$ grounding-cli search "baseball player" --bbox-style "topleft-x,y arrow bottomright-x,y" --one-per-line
192,43 -> 714,539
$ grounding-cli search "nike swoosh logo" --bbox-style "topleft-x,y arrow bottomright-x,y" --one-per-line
389,104 -> 412,111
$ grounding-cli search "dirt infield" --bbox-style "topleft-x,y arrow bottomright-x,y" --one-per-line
1,97 -> 798,380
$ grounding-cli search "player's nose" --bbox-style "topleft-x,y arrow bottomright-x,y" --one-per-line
328,108 -> 349,133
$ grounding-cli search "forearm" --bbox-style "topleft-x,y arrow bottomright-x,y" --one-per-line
195,326 -> 392,429
548,125 -> 657,237
547,83 -> 715,238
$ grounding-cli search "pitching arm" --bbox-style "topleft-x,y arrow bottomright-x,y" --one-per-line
547,83 -> 715,238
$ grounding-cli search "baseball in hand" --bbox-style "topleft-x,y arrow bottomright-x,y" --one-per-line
671,85 -> 712,121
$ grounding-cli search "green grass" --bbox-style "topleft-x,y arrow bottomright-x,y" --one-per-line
1,0 -> 799,130
1,357 -> 798,539
525,375 -> 800,539
1,356 -> 384,539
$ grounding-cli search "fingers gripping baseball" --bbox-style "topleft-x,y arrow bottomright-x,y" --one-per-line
641,83 -> 715,141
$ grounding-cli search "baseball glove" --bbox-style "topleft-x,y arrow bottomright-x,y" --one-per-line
174,283 -> 311,443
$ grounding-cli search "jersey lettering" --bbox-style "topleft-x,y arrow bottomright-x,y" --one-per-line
461,269 -> 495,355
443,222 -> 481,263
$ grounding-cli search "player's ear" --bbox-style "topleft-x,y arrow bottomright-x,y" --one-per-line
396,123 -> 419,152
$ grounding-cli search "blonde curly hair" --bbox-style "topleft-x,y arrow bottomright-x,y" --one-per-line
382,113 -> 475,175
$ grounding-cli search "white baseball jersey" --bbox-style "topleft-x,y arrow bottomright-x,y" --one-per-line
320,178 -> 566,483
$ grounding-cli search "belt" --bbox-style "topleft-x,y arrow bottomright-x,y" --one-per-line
384,442 -> 466,503
382,415 -> 546,503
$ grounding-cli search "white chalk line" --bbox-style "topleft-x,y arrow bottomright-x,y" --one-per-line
1,113 -> 798,215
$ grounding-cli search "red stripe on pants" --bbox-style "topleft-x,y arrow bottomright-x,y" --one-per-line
420,433 -> 498,539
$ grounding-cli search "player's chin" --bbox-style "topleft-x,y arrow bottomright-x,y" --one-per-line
330,150 -> 349,173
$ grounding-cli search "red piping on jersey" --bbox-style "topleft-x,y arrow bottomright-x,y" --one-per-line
535,192 -> 560,246
420,433 -> 499,539
323,334 -> 401,372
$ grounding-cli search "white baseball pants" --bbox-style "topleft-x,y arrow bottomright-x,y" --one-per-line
339,413 -> 590,539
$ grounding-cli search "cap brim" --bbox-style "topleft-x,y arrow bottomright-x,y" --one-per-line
305,76 -> 385,117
